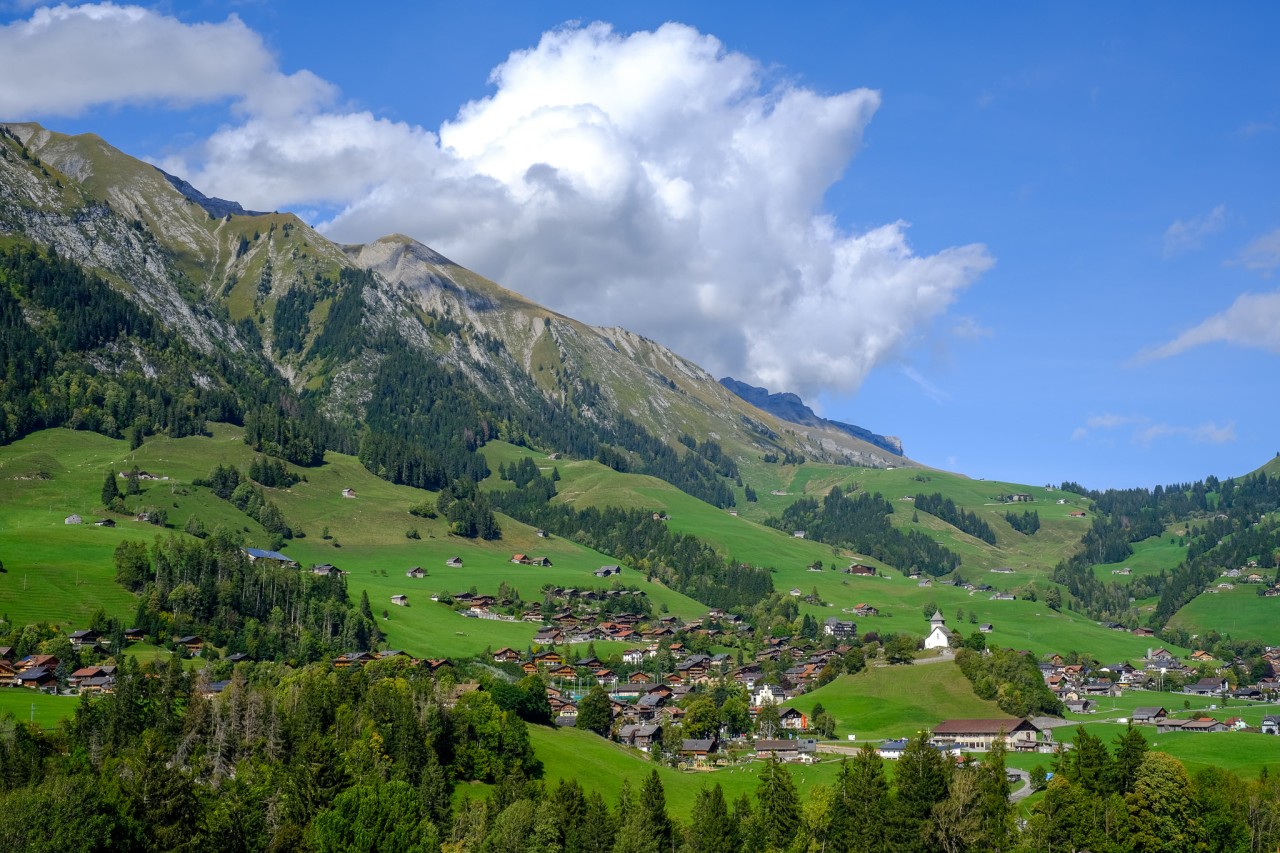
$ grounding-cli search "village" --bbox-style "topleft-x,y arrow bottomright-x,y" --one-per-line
8,550 -> 1280,775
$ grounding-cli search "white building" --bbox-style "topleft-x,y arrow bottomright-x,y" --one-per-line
924,609 -> 951,650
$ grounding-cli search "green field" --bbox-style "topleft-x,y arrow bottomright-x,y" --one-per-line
1168,584 -> 1280,645
481,443 -> 1187,661
784,661 -> 1004,740
0,689 -> 81,729
0,427 -> 709,658
528,724 -> 846,819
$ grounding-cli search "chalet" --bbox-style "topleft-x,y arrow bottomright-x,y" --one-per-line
822,617 -> 857,639
979,623 -> 994,634
779,707 -> 809,731
446,557 -> 463,568
846,564 -> 877,576
1010,493 -> 1033,502
312,564 -> 343,577
788,588 -> 802,597
548,664 -> 577,679
406,566 -> 427,579
1131,627 -> 1155,638
628,671 -> 654,684
64,514 -> 83,525
536,529 -> 547,538
680,738 -> 718,758
16,667 -> 57,690
756,738 -> 819,762
94,518 -> 116,527
530,557 -> 554,567
123,628 -> 145,643
623,649 -> 646,665
341,488 -> 357,498
1232,688 -> 1264,701
852,604 -> 879,617
1261,715 -> 1280,735
391,594 -> 408,606
1064,699 -> 1097,714
991,567 -> 1016,574
198,680 -> 232,699
1131,707 -> 1168,725
1189,650 -> 1215,663
1111,567 -> 1132,576
488,645 -> 519,666
0,660 -> 14,685
1069,511 -> 1087,518
511,554 -> 531,565
16,653 -> 57,673
594,565 -> 622,578
226,653 -> 250,663
68,629 -> 101,649
176,636 -> 205,654
1180,717 -> 1227,733
793,531 -> 806,539
931,718 -> 1042,752
618,723 -> 662,751
1185,677 -> 1229,696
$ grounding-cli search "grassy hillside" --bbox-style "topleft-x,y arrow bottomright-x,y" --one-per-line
783,662 -> 1004,740
0,426 -> 707,657
483,442 -> 1188,661
1168,584 -> 1280,643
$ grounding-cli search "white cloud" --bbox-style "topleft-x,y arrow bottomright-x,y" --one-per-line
1235,228 -> 1280,276
6,12 -> 995,398
1136,290 -> 1280,362
1072,412 -> 1236,447
0,3 -> 330,118
1134,421 -> 1236,447
1162,204 -> 1226,258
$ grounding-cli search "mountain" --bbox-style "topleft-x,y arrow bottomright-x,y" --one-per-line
719,377 -> 904,457
0,119 -> 925,543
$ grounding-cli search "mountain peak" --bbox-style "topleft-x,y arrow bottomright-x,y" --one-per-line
719,377 -> 904,457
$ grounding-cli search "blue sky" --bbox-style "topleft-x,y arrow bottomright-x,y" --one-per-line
2,2 -> 1278,490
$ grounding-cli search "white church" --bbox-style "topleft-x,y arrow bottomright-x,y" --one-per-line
924,609 -> 952,651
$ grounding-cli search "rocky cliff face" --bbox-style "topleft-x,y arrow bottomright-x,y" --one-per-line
719,377 -> 904,457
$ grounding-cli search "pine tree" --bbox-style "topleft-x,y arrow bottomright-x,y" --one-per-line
101,470 -> 121,506
890,731 -> 949,853
755,753 -> 801,850
687,784 -> 737,853
640,770 -> 674,853
830,747 -> 890,853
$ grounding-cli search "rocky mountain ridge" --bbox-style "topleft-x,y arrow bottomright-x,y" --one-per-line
0,121 -> 911,477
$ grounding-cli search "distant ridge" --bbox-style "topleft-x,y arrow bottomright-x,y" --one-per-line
719,377 -> 904,457
155,167 -> 269,219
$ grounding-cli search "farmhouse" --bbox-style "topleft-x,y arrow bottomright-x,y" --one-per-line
756,738 -> 818,762
406,566 -> 426,579
1184,677 -> 1228,696
1131,707 -> 1168,725
931,718 -> 1042,752
391,594 -> 408,606
846,564 -> 877,576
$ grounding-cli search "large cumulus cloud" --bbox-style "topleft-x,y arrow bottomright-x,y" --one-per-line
4,7 -> 993,397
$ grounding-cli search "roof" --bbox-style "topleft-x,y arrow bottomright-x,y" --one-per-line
932,718 -> 1037,735
244,547 -> 293,562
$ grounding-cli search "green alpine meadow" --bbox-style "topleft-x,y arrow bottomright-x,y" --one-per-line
3,118 -> 1280,853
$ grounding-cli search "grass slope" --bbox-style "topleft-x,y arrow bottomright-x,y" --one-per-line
0,427 -> 707,658
784,662 -> 1005,740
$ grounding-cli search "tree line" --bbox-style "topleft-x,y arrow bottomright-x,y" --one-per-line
765,486 -> 962,576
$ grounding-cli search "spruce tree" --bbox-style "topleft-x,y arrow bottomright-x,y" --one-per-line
687,784 -> 737,853
755,753 -> 801,850
101,470 -> 121,506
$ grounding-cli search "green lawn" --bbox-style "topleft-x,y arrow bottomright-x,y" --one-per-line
1169,584 -> 1280,645
784,662 -> 1004,740
0,689 -> 80,729
528,725 -> 846,819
